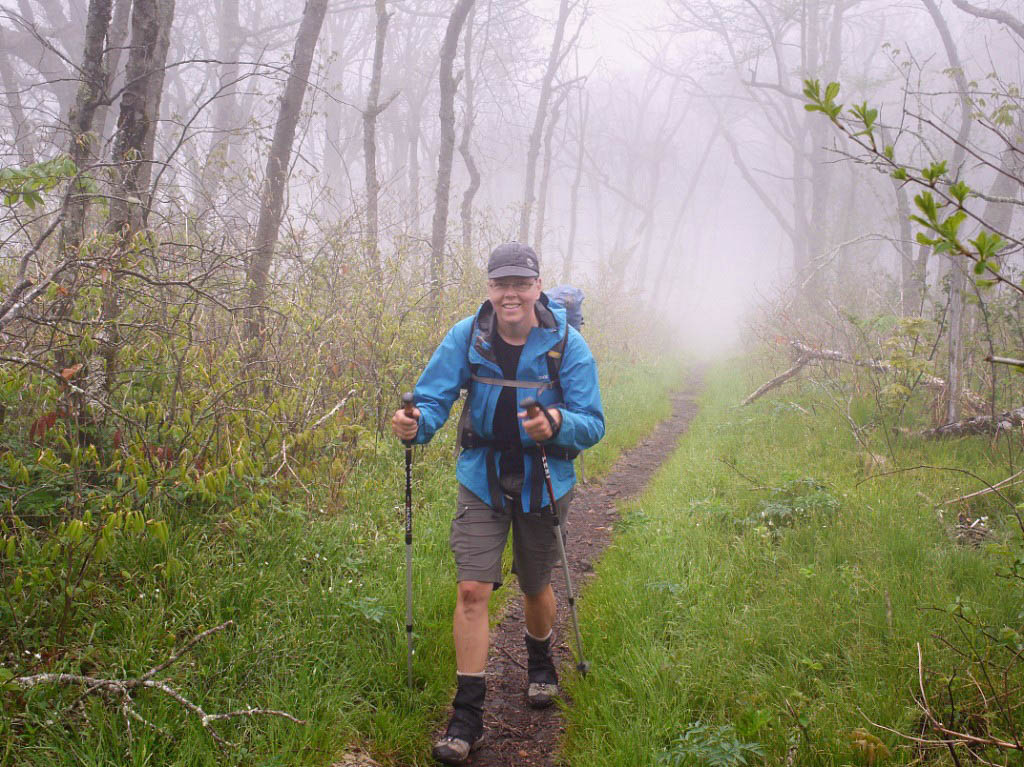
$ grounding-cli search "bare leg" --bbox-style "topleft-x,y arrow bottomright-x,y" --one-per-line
453,580 -> 493,673
522,583 -> 556,639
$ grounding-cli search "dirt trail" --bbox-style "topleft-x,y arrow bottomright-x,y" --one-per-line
466,373 -> 703,767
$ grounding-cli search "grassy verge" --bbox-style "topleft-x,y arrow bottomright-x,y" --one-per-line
562,357 -> 1021,766
2,355 -> 684,766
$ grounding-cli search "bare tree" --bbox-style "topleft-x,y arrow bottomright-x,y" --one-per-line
93,0 -> 133,154
89,0 -> 177,405
922,0 -> 972,423
0,25 -> 35,165
563,87 -> 588,283
246,0 -> 330,342
518,0 -> 574,243
198,0 -> 243,206
362,0 -> 394,272
533,87 -> 568,259
458,1 -> 480,257
58,0 -> 114,256
670,0 -> 854,284
950,0 -> 1024,39
428,0 -> 475,294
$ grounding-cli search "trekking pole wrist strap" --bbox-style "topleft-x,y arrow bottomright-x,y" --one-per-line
540,406 -> 561,440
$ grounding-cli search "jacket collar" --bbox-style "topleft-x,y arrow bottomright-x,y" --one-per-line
471,293 -> 561,364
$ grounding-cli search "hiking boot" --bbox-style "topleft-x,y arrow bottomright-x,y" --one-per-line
432,674 -> 486,765
525,631 -> 559,709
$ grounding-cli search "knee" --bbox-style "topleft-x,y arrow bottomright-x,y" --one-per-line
457,581 -> 491,617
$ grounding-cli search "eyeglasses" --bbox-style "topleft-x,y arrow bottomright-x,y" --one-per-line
487,278 -> 537,292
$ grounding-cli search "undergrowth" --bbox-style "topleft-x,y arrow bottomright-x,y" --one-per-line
1,313 -> 683,765
563,357 -> 1023,766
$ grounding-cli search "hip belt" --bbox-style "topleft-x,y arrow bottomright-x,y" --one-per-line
459,429 -> 580,513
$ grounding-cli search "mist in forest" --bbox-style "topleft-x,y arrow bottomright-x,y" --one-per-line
0,0 -> 1022,359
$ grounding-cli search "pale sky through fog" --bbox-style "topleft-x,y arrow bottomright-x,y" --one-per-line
551,0 -> 789,355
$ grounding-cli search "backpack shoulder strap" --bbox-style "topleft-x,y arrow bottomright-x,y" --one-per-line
545,322 -> 569,384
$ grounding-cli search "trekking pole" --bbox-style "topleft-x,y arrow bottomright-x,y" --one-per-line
522,397 -> 590,676
401,392 -> 418,688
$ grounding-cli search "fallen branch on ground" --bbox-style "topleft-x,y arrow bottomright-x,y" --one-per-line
940,466 -> 1024,506
8,620 -> 305,747
741,356 -> 809,405
920,406 -> 1024,439
986,355 -> 1024,370
860,643 -> 1024,762
742,340 -> 986,412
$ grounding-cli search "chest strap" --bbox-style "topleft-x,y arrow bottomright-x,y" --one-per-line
470,374 -> 553,391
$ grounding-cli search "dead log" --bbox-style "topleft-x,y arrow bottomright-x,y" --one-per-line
742,356 -> 809,405
920,406 -> 1024,439
986,355 -> 1024,369
795,340 -> 987,412
744,341 -> 986,412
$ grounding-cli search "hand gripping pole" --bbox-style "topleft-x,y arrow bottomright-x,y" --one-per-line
521,398 -> 590,675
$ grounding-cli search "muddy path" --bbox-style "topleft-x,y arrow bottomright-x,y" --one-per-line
466,373 -> 703,767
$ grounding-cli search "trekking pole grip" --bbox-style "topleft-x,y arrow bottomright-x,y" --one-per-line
402,392 -> 416,418
521,396 -> 540,418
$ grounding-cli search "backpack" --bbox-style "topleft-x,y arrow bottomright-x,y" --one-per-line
546,285 -> 584,330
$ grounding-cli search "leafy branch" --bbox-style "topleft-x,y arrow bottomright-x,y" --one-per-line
0,155 -> 77,210
802,79 -> 1022,297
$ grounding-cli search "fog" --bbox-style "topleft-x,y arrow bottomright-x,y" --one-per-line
1,0 -> 1022,356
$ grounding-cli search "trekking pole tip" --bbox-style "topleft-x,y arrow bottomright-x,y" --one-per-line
577,660 -> 590,675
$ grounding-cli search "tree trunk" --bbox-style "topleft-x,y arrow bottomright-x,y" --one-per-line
979,114 -> 1023,240
922,0 -> 972,423
94,0 -> 132,154
895,181 -> 919,313
429,0 -> 475,296
882,125 -> 920,314
405,90 -> 426,236
533,89 -> 567,260
458,2 -> 479,258
107,0 -> 175,236
633,91 -> 689,293
246,0 -> 330,343
0,27 -> 35,166
58,0 -> 114,256
139,0 -> 176,219
89,0 -> 175,407
199,0 -> 242,206
363,0 -> 391,272
323,8 -> 360,211
518,0 -> 571,243
563,90 -> 587,283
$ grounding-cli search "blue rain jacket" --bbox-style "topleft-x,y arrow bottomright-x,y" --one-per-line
412,293 -> 604,511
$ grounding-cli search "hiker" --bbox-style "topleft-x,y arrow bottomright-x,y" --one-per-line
391,242 -> 605,765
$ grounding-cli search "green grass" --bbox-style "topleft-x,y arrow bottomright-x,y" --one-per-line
2,355 -> 685,766
562,358 -> 1022,766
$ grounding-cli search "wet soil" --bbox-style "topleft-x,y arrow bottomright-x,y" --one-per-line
458,373 -> 703,767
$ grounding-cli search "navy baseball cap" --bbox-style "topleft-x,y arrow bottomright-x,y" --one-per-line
487,242 -> 540,278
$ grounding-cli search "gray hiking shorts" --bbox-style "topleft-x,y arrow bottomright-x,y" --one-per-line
451,482 -> 573,596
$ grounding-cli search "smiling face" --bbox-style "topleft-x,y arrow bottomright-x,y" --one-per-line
487,276 -> 543,336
